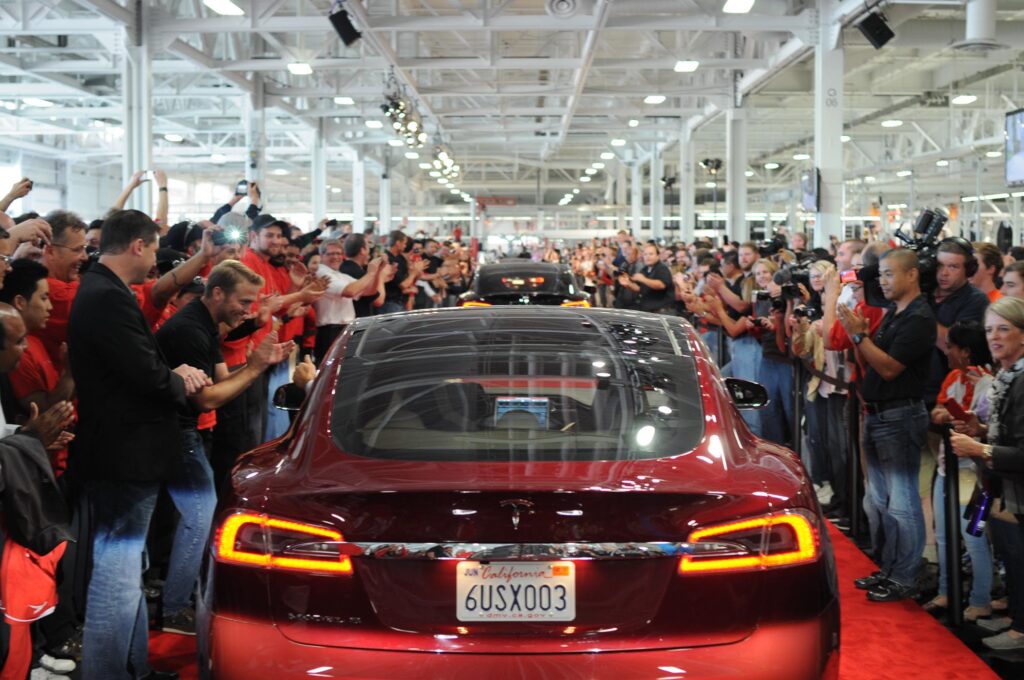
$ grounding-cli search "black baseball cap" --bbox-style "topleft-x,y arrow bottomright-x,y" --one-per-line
156,247 -> 188,276
250,214 -> 290,234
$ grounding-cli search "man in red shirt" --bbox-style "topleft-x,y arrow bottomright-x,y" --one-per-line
37,211 -> 89,368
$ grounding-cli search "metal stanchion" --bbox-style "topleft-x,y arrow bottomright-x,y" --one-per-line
941,425 -> 964,628
716,327 -> 726,371
791,361 -> 803,458
847,394 -> 864,538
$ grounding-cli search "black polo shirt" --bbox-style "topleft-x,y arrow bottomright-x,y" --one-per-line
861,294 -> 937,403
339,259 -> 378,318
637,261 -> 674,312
924,283 -> 989,404
155,297 -> 223,427
384,250 -> 409,304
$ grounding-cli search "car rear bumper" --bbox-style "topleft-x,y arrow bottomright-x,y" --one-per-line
202,610 -> 839,680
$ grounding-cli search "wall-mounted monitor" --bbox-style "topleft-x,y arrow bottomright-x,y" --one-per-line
800,168 -> 820,212
1006,109 -> 1024,187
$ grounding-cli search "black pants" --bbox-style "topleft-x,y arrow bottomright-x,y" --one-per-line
314,324 -> 346,365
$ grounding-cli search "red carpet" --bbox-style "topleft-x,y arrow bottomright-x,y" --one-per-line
149,524 -> 999,679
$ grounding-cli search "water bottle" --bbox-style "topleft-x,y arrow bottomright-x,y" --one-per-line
963,486 -> 993,537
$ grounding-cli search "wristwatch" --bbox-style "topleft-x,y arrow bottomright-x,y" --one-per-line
852,332 -> 865,345
983,444 -> 994,459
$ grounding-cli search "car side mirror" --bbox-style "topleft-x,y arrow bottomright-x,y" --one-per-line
273,383 -> 306,412
724,378 -> 768,410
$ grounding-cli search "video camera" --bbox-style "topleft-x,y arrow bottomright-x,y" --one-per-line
857,207 -> 949,306
773,265 -> 810,301
754,289 -> 786,312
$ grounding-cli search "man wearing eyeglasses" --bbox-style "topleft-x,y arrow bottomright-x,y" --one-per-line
37,211 -> 88,370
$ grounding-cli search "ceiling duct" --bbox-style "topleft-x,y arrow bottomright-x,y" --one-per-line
955,0 -> 1003,51
545,0 -> 592,18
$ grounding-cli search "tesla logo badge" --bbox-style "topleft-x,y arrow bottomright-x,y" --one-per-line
500,499 -> 535,530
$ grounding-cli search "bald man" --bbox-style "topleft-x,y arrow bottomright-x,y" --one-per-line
838,248 -> 937,603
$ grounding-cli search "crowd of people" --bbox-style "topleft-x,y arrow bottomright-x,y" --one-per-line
0,167 -> 1023,678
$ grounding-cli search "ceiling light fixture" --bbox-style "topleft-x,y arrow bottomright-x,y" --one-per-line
272,168 -> 289,176
986,150 -> 1003,158
405,151 -> 419,159
610,138 -> 626,147
365,120 -> 383,129
723,0 -> 755,13
628,119 -> 639,127
936,159 -> 950,167
841,135 -> 851,142
210,153 -> 226,164
331,187 -> 341,194
387,139 -> 404,147
745,170 -> 754,177
792,153 -> 810,160
896,169 -> 913,177
573,189 -> 580,194
674,60 -> 700,73
600,151 -> 616,160
334,96 -> 355,105
592,162 -> 605,169
881,119 -> 903,128
705,181 -> 717,188
287,62 -> 313,76
764,161 -> 780,170
580,176 -> 592,182
951,94 -> 977,106
643,95 -> 666,105
418,162 -> 432,169
22,98 -> 53,108
864,176 -> 876,183
203,0 -> 244,15
163,133 -> 184,143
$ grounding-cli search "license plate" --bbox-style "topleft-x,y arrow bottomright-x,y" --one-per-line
456,561 -> 576,622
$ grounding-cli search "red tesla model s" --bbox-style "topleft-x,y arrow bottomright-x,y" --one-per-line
197,307 -> 839,680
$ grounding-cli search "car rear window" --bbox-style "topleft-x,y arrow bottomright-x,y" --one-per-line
330,312 -> 704,462
476,269 -> 576,296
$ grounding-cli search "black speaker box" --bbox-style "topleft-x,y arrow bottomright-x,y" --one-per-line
329,8 -> 361,46
856,12 -> 894,49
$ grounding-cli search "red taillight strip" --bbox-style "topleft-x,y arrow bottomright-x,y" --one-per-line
460,300 -> 492,307
216,512 -> 352,574
678,513 -> 818,574
560,300 -> 591,307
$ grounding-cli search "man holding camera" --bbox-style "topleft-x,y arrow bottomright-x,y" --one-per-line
840,249 -> 936,602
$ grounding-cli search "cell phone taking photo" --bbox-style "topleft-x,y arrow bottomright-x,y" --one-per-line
235,179 -> 249,196
840,269 -> 858,284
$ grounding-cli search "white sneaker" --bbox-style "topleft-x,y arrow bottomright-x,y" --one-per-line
39,654 -> 75,674
815,482 -> 833,505
29,667 -> 69,680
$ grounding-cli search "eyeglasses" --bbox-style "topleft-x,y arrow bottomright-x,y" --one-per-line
0,255 -> 12,266
52,243 -> 87,255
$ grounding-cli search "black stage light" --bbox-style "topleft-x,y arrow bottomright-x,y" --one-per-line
329,5 -> 361,47
856,11 -> 894,50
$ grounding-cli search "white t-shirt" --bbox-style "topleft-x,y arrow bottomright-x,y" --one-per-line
314,266 -> 357,326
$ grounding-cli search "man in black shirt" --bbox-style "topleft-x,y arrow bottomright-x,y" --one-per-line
154,260 -> 292,635
839,249 -> 936,603
631,243 -> 675,313
381,230 -> 425,314
340,233 -> 386,318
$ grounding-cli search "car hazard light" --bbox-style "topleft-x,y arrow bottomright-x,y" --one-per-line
214,511 -> 352,574
678,510 -> 819,574
459,300 -> 492,307
560,300 -> 591,307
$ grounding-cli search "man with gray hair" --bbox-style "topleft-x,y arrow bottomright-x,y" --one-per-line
312,237 -> 384,364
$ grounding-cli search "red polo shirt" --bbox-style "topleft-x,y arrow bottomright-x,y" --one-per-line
32,278 -> 78,370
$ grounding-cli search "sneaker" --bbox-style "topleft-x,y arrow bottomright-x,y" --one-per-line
854,571 -> 887,590
976,616 -> 1013,632
815,482 -> 833,505
964,605 -> 993,622
39,654 -> 75,674
29,668 -> 69,680
161,607 -> 196,636
45,630 -> 82,662
982,630 -> 1024,651
866,579 -> 918,602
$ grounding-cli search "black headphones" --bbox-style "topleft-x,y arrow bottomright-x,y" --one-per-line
937,236 -> 979,277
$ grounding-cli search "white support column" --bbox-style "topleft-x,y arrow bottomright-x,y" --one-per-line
650,145 -> 664,241
814,0 -> 845,248
122,22 -> 152,213
379,173 -> 392,233
616,162 -> 627,231
245,76 -> 266,186
680,125 -> 696,243
470,197 -> 479,239
725,108 -> 748,243
352,157 -> 366,233
311,120 -> 327,224
630,154 -> 642,234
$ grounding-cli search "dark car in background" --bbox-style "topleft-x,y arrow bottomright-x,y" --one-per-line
458,261 -> 590,307
198,307 -> 839,680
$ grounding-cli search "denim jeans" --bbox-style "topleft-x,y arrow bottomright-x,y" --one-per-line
83,480 -> 160,680
263,361 -> 291,441
862,401 -> 929,586
700,328 -> 723,367
725,335 -> 762,436
932,473 -> 994,608
758,358 -> 793,446
163,428 -> 219,616
378,301 -> 405,315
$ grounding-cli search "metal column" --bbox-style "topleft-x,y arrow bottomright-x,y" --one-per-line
725,108 -> 748,244
814,0 -> 845,248
352,157 -> 366,233
616,162 -> 627,231
650,145 -> 664,241
245,76 -> 266,186
379,173 -> 392,234
311,120 -> 327,223
680,125 -> 696,243
122,19 -> 152,213
630,155 -> 642,235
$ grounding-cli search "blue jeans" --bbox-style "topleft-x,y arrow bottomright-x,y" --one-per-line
725,335 -> 762,436
378,301 -> 405,314
932,473 -> 993,608
264,361 -> 291,441
862,401 -> 929,586
700,328 -> 723,367
83,480 -> 160,680
758,358 -> 793,446
163,428 -> 218,616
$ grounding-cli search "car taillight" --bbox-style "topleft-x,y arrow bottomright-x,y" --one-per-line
460,300 -> 492,307
678,511 -> 818,574
215,512 -> 352,574
560,300 -> 591,307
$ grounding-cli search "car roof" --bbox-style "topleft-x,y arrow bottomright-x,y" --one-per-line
477,261 -> 572,276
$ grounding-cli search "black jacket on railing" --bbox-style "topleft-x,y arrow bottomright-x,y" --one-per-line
0,433 -> 71,555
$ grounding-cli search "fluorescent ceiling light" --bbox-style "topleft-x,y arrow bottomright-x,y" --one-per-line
331,187 -> 341,194
723,0 -> 755,14
450,188 -> 460,194
333,96 -> 355,105
643,95 -> 666,105
705,181 -> 717,188
163,133 -> 184,143
580,176 -> 592,182
210,153 -> 226,164
792,153 -> 810,161
674,60 -> 700,73
951,94 -> 977,106
628,119 -> 639,127
864,176 -> 876,183
610,138 -> 626,147
437,178 -> 447,184
585,168 -> 598,175
272,168 -> 289,176
763,161 -> 780,169
881,119 -> 903,128
896,170 -> 913,177
986,150 -> 1003,158
365,120 -> 383,129
573,189 -> 580,194
203,0 -> 244,16
841,135 -> 851,142
387,139 -> 404,147
287,62 -> 313,76
592,162 -> 605,169
405,151 -> 419,159
600,152 -> 616,160
429,171 -> 441,177
936,159 -> 949,167
22,98 -> 53,108
745,170 -> 754,177
418,162 -> 432,169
